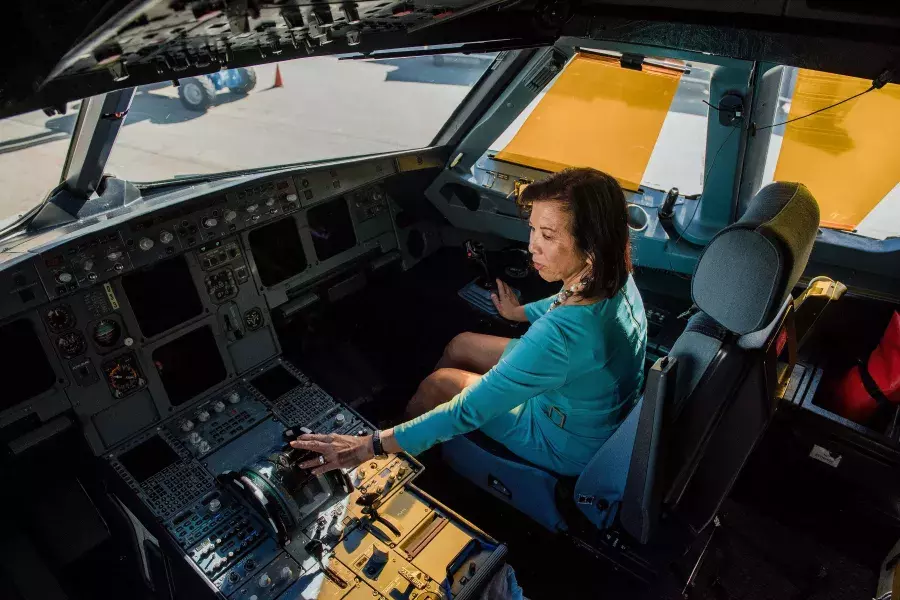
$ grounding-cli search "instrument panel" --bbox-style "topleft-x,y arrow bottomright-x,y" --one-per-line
0,153 -> 411,451
104,358 -> 504,600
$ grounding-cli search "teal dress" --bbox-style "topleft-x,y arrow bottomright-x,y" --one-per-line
394,276 -> 647,476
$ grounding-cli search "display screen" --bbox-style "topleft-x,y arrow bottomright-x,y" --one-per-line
247,218 -> 308,287
250,364 -> 299,401
118,435 -> 181,483
122,256 -> 203,338
0,319 -> 56,410
152,326 -> 226,406
307,198 -> 357,261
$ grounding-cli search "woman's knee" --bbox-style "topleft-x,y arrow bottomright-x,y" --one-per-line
443,332 -> 475,365
405,368 -> 471,418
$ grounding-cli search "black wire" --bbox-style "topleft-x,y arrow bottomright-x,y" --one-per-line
753,85 -> 875,133
703,99 -> 722,112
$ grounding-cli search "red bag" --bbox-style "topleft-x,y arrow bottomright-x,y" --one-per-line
834,311 -> 900,424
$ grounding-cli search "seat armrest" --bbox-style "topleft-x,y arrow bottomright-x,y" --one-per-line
573,394 -> 643,531
620,356 -> 678,544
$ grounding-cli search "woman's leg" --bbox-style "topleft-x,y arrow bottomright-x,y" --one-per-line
435,332 -> 511,374
405,368 -> 481,419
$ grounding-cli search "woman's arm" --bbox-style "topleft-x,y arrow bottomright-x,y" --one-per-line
391,316 -> 568,455
291,316 -> 569,472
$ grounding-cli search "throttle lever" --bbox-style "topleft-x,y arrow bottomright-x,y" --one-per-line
465,240 -> 495,291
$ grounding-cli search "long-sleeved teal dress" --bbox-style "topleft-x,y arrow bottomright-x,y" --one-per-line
394,275 -> 647,476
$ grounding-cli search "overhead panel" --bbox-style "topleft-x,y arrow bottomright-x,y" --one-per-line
773,69 -> 900,231
495,53 -> 682,191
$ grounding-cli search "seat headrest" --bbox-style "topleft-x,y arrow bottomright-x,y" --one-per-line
692,182 -> 820,335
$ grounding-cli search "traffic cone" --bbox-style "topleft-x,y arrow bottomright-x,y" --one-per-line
271,65 -> 283,89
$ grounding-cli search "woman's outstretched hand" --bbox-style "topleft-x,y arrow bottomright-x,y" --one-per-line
491,279 -> 527,322
290,433 -> 374,476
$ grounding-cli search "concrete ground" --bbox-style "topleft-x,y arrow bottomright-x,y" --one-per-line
0,55 -> 895,238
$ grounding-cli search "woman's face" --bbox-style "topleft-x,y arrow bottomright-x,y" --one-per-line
528,200 -> 588,284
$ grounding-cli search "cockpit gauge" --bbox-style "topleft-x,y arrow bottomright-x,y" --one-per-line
243,308 -> 264,331
103,353 -> 146,399
57,331 -> 87,358
93,319 -> 122,347
46,305 -> 75,332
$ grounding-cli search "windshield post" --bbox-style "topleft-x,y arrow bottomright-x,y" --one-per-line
25,87 -> 136,231
62,87 -> 135,197
676,63 -> 753,246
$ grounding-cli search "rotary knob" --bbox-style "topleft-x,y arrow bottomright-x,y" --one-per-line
198,440 -> 211,454
159,230 -> 174,244
265,198 -> 276,207
56,272 -> 73,284
138,237 -> 154,251
203,217 -> 218,228
246,204 -> 259,214
258,573 -> 272,587
189,432 -> 201,445
227,391 -> 241,404
107,251 -> 123,261
334,413 -> 346,425
285,193 -> 298,203
208,498 -> 221,514
224,210 -> 237,222
82,259 -> 94,271
212,400 -> 226,413
197,410 -> 210,422
279,566 -> 293,581
181,420 -> 194,432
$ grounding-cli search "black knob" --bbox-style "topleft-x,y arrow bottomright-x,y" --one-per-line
659,187 -> 679,218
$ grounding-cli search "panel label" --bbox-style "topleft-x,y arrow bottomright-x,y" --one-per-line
104,282 -> 120,310
809,444 -> 842,468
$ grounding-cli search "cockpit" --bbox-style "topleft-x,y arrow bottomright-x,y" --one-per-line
0,2 -> 898,599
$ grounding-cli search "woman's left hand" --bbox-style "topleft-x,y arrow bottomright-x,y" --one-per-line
290,433 -> 374,475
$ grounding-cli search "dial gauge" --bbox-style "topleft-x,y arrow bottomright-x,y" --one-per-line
243,308 -> 264,331
57,331 -> 87,358
103,354 -> 146,399
93,319 -> 122,347
46,305 -> 75,332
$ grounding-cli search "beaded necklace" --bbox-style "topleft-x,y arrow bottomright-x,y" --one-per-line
547,278 -> 592,313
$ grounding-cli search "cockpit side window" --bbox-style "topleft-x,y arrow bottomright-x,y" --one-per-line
0,103 -> 81,229
758,67 -> 900,240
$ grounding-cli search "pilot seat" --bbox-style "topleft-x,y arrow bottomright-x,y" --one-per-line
442,181 -> 821,575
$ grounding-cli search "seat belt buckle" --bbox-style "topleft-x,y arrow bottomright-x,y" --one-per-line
548,406 -> 566,429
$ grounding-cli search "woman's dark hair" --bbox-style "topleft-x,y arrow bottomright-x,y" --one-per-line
518,167 -> 632,300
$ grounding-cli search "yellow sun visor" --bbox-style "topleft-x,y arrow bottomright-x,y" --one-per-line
495,53 -> 682,191
773,69 -> 900,231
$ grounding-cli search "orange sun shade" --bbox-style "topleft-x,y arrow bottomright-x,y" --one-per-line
495,53 -> 682,191
773,69 -> 900,231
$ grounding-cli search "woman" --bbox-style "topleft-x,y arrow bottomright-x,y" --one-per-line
292,167 -> 647,477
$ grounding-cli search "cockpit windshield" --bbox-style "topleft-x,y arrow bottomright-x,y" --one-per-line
489,52 -> 713,196
0,103 -> 80,229
104,53 -> 497,184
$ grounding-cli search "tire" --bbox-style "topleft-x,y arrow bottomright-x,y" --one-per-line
178,77 -> 216,111
228,68 -> 258,95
